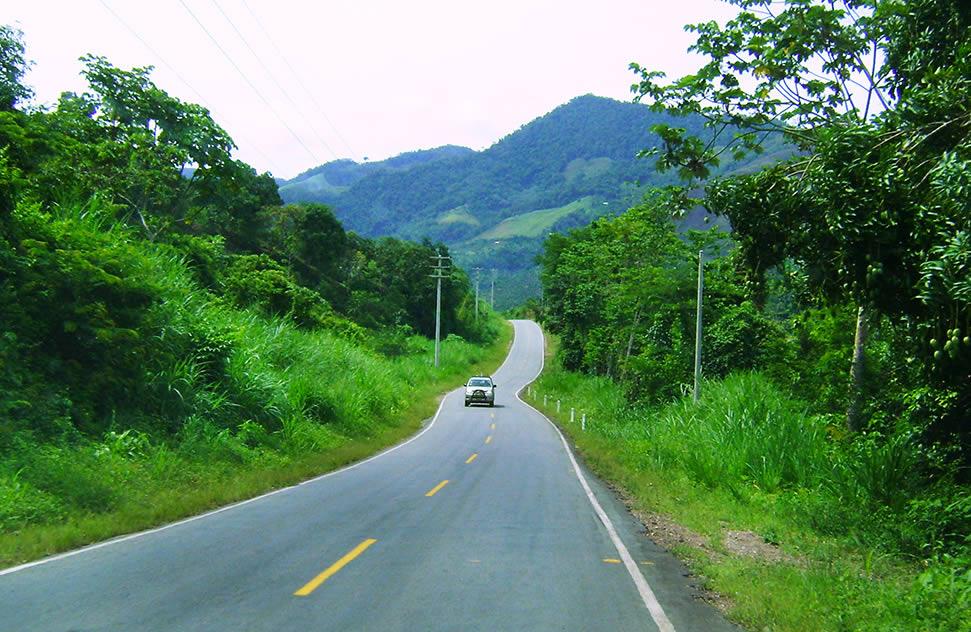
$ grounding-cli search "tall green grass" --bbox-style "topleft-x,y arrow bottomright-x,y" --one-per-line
0,321 -> 510,566
531,362 -> 970,632
0,203 -> 512,565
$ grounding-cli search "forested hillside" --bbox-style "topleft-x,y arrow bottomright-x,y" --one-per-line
279,145 -> 475,201
281,95 -> 791,308
536,1 -> 970,629
0,28 -> 502,562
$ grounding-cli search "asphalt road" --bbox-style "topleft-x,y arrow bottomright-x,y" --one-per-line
1,320 -> 738,631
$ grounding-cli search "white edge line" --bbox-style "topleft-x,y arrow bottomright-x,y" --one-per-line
3,321 -> 522,576
514,321 -> 677,632
1,365 -> 469,576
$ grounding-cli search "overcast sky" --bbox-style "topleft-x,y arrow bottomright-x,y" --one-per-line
6,0 -> 735,179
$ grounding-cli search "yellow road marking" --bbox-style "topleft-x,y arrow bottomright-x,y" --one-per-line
603,558 -> 622,564
466,453 -> 478,464
490,412 -> 495,419
294,539 -> 377,596
640,560 -> 655,566
491,423 -> 496,430
485,435 -> 492,444
425,480 -> 449,497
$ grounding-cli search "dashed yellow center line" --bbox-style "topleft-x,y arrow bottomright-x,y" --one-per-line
603,558 -> 622,564
466,453 -> 478,464
491,423 -> 496,430
294,538 -> 377,596
425,479 -> 449,497
484,435 -> 492,444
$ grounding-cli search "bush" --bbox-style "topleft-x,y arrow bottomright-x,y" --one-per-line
221,254 -> 365,340
908,553 -> 971,631
705,300 -> 790,380
12,445 -> 118,513
2,204 -> 162,429
163,232 -> 227,289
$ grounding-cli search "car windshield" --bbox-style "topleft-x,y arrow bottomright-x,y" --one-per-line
468,378 -> 491,387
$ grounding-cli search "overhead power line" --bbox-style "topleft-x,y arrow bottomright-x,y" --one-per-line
209,0 -> 340,163
176,0 -> 321,165
240,0 -> 359,161
97,0 -> 280,173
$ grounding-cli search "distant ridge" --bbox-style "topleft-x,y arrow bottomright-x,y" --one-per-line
280,145 -> 475,201
280,95 -> 791,307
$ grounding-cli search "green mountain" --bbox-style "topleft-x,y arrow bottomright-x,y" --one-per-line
280,145 -> 475,201
280,95 -> 791,308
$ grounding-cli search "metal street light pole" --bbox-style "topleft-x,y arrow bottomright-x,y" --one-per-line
693,250 -> 704,403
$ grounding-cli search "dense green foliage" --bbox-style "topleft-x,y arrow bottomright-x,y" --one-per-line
532,368 -> 970,631
281,95 -> 792,309
540,0 -> 968,623
0,31 -> 501,546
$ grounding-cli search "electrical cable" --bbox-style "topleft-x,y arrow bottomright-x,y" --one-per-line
208,0 -> 339,162
176,0 -> 321,165
97,0 -> 281,174
239,0 -> 358,161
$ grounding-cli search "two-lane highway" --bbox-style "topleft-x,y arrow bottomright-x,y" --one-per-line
1,320 -> 738,631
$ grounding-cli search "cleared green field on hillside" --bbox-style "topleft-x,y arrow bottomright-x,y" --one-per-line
473,197 -> 595,240
436,205 -> 480,227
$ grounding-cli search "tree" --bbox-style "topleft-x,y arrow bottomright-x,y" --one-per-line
0,26 -> 32,111
630,0 -> 970,436
33,56 -> 266,236
630,0 -> 896,176
293,204 -> 349,305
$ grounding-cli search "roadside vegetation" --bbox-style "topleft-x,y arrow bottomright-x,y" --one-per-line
536,1 -> 969,630
532,363 -> 967,631
0,27 -> 506,566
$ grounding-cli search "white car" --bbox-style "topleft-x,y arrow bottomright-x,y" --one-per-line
464,376 -> 497,407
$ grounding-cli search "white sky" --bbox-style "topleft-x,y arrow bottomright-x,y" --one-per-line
5,0 -> 736,179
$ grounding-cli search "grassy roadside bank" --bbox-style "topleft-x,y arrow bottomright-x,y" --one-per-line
0,320 -> 512,568
527,339 -> 968,631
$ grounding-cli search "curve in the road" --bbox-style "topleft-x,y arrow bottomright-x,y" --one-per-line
1,320 -> 738,632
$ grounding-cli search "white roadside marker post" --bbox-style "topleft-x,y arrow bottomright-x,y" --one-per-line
582,413 -> 586,431
570,408 -> 575,423
556,400 -> 561,413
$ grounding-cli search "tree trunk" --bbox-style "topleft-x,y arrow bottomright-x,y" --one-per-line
846,304 -> 870,432
621,308 -> 641,380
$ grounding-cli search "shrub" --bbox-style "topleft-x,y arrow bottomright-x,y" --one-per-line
221,253 -> 365,340
13,445 -> 118,513
705,300 -> 790,379
163,232 -> 227,289
908,553 -> 971,631
0,471 -> 67,530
